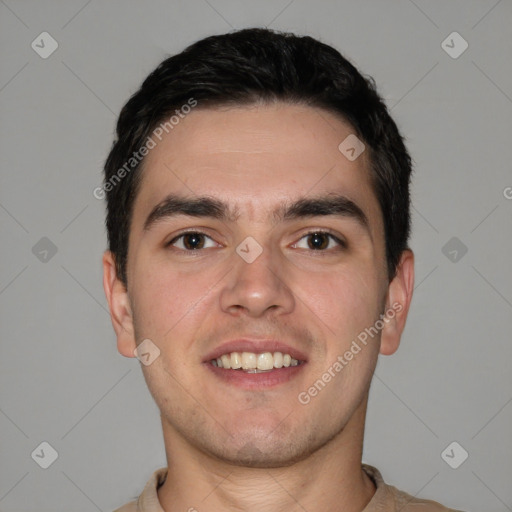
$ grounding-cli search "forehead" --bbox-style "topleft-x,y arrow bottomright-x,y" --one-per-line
132,103 -> 381,229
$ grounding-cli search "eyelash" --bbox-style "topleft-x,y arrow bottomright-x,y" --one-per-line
166,229 -> 346,253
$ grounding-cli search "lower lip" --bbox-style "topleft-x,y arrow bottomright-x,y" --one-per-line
205,363 -> 306,389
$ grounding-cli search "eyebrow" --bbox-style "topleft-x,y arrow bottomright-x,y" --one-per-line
143,193 -> 371,237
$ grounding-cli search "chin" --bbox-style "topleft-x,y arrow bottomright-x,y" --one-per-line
207,430 -> 322,469
219,443 -> 309,469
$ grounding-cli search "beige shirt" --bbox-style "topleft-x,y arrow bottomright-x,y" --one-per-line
113,464 -> 465,511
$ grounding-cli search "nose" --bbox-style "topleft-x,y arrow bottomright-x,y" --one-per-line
219,240 -> 295,318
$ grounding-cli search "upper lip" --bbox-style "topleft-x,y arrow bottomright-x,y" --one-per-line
204,339 -> 308,363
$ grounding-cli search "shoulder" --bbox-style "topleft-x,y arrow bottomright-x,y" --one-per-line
362,464 -> 466,512
112,466 -> 168,512
112,500 -> 137,512
390,484 -> 465,511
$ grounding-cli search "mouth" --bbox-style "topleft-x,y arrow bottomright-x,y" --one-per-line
210,351 -> 305,373
204,340 -> 307,389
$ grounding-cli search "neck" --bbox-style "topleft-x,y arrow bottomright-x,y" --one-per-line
157,397 -> 375,512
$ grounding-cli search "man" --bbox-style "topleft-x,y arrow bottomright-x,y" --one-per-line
101,28 -> 464,511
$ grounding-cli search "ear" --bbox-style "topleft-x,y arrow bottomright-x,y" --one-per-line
102,251 -> 137,358
379,249 -> 415,356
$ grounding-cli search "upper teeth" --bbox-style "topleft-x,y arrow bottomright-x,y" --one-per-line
213,352 -> 300,370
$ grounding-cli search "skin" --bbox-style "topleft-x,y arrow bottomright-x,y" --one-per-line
103,102 -> 414,512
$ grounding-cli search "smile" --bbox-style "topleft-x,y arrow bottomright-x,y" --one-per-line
211,351 -> 304,372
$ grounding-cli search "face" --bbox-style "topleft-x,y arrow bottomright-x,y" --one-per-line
104,102 -> 413,468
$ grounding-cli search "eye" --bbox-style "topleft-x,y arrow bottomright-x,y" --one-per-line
167,231 -> 218,251
292,231 -> 346,251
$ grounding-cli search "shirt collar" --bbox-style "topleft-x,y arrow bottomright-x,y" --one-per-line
134,463 -> 397,511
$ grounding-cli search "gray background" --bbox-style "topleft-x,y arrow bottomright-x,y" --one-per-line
1,1 -> 511,511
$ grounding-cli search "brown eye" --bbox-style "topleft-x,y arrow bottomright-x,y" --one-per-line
293,231 -> 345,251
168,232 -> 216,250
306,232 -> 330,250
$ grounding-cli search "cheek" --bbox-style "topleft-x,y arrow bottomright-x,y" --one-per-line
130,265 -> 190,336
130,262 -> 222,352
301,265 -> 382,343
